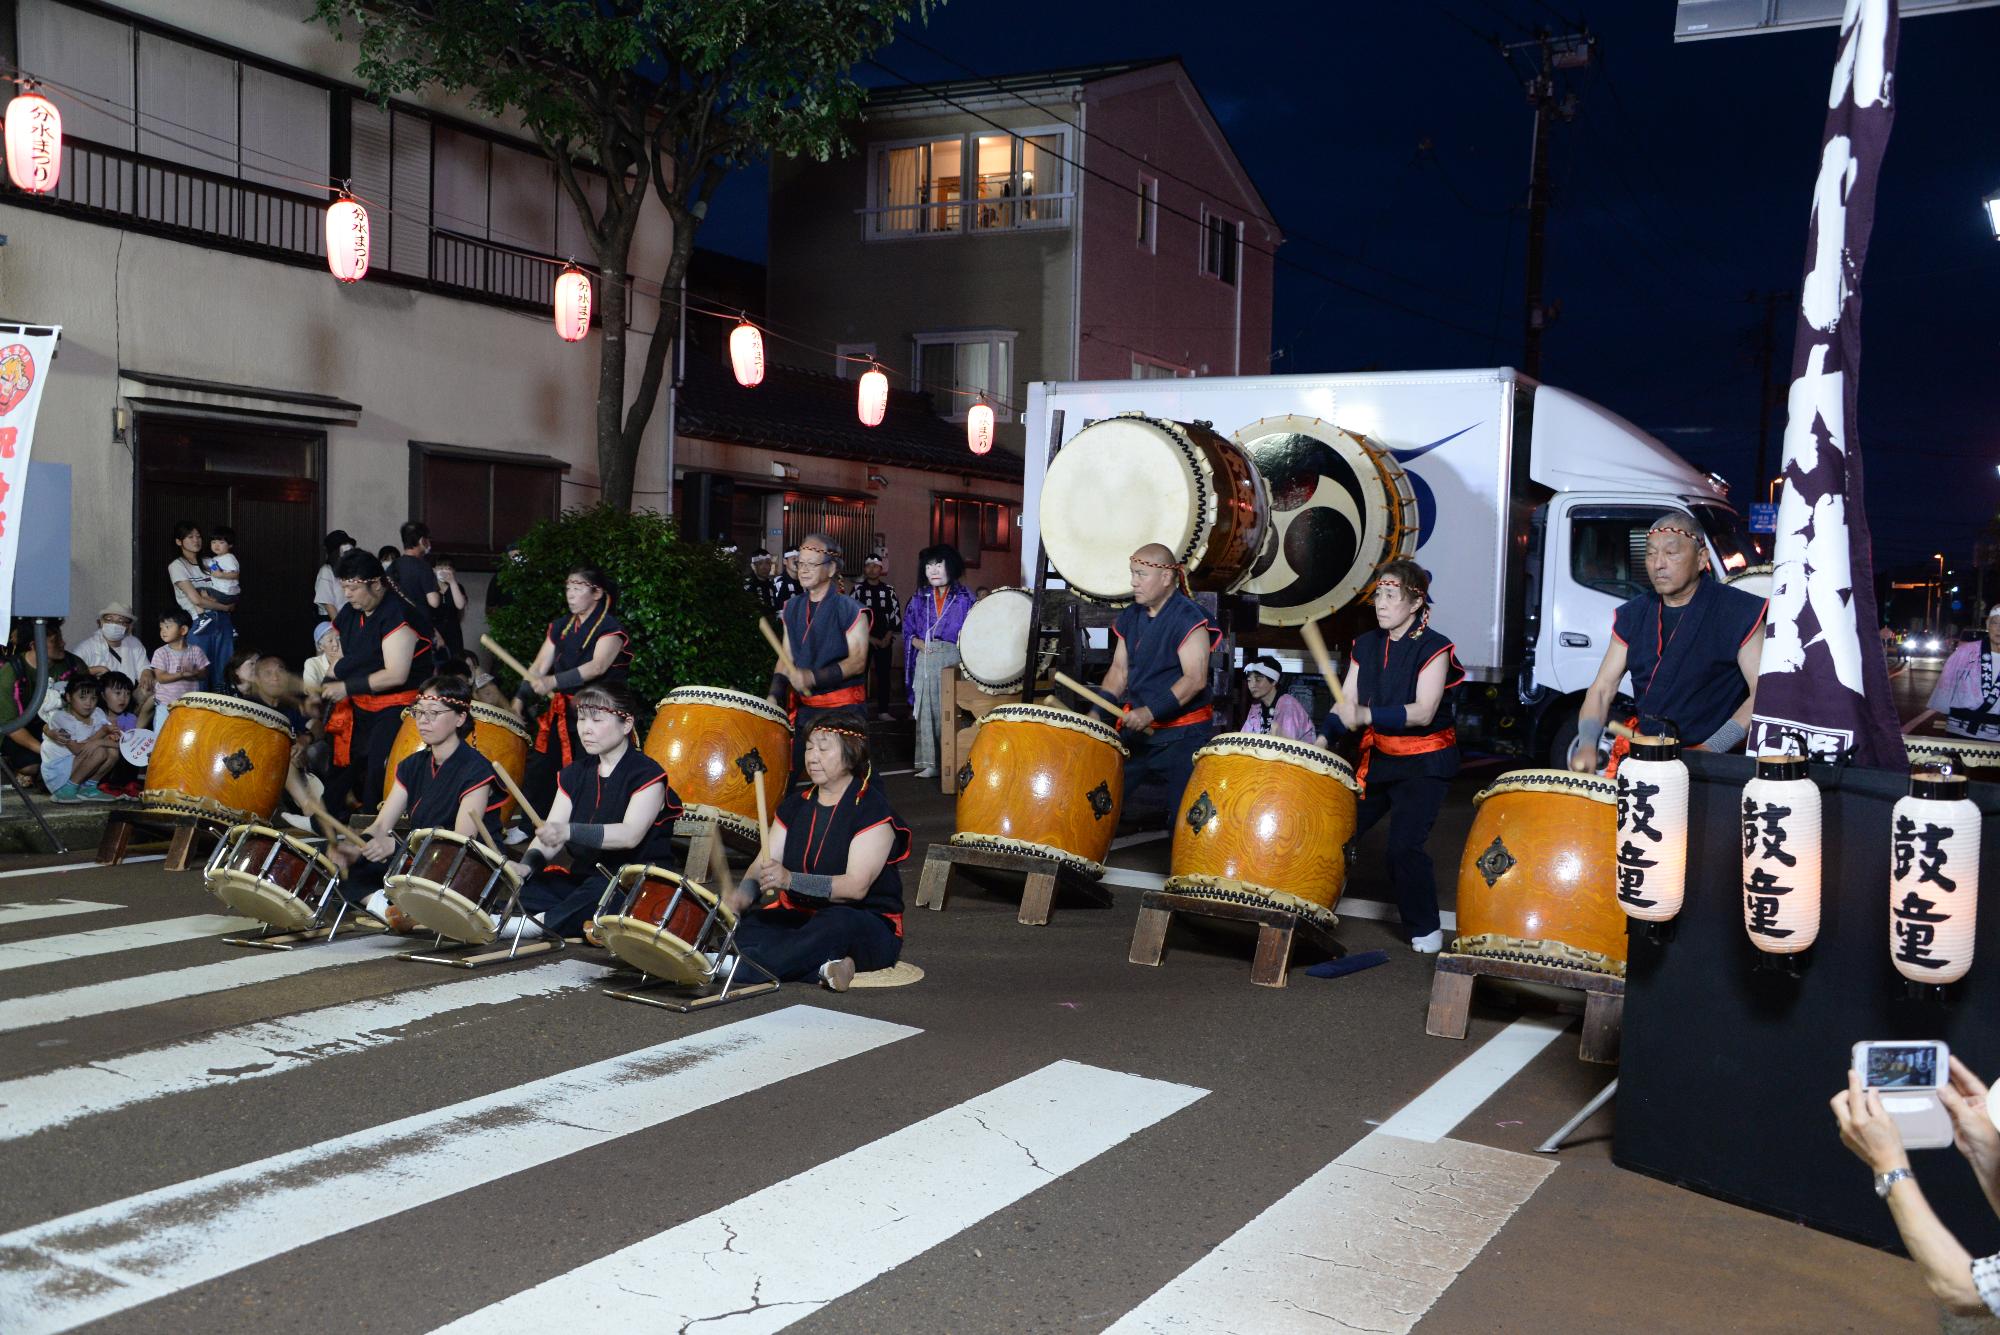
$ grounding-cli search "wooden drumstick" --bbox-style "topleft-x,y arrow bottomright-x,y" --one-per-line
1053,671 -> 1125,720
753,769 -> 771,857
285,763 -> 366,850
758,617 -> 796,670
1606,720 -> 1639,742
487,763 -> 544,830
1299,619 -> 1347,708
478,633 -> 537,683
471,822 -> 504,856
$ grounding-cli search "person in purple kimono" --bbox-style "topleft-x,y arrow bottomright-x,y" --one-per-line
903,544 -> 975,779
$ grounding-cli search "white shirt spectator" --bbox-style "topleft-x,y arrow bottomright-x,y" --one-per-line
314,563 -> 340,618
74,627 -> 148,681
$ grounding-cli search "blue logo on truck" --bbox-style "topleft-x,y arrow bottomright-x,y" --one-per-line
1388,423 -> 1478,549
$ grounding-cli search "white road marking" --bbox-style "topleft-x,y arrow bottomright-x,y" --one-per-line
0,959 -> 615,1141
1109,831 -> 1169,849
0,1006 -> 918,1335
1097,867 -> 1462,931
0,915 -> 257,974
0,900 -> 120,927
0,933 -> 412,1035
433,1059 -> 1206,1333
1374,1015 -> 1569,1143
0,856 -> 164,880
878,767 -> 917,776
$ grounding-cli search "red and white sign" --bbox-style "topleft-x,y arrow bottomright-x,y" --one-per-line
0,326 -> 64,629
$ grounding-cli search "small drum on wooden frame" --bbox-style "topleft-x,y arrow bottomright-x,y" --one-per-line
382,700 -> 532,823
144,692 -> 295,825
1905,735 -> 2000,783
595,865 -> 739,986
1454,768 -> 1626,976
957,587 -> 1055,694
204,823 -> 341,931
1167,733 -> 1359,926
384,827 -> 522,945
643,687 -> 793,840
951,704 -> 1127,875
1038,413 -> 1271,603
1724,563 -> 1773,599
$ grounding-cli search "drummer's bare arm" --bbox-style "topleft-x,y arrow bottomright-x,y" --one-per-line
1730,635 -> 1760,728
352,625 -> 419,696
733,826 -> 789,913
1098,642 -> 1130,706
550,784 -> 666,858
1128,627 -> 1211,731
571,633 -> 623,687
783,824 -> 894,905
451,784 -> 492,840
1571,638 -> 1631,772
525,636 -> 558,697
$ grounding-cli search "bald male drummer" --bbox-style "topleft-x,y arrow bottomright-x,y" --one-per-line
1569,512 -> 1765,773
1095,543 -> 1216,826
771,532 -> 872,774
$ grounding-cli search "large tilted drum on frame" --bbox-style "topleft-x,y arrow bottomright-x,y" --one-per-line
1231,415 -> 1420,627
957,587 -> 1055,694
144,692 -> 295,825
643,687 -> 793,839
1167,732 -> 1359,925
951,704 -> 1127,875
1038,414 -> 1271,602
1454,768 -> 1627,976
381,700 -> 532,823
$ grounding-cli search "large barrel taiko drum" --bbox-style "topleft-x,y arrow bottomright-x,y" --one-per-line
957,587 -> 1055,694
143,692 -> 295,825
1454,768 -> 1627,975
1167,733 -> 1359,925
382,699 -> 531,823
951,704 -> 1127,875
643,687 -> 793,840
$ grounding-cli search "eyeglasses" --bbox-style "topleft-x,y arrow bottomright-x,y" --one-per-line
410,707 -> 460,723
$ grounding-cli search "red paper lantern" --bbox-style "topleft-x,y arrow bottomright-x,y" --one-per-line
553,267 -> 592,342
5,89 -> 61,195
967,400 -> 995,455
325,196 -> 370,283
730,321 -> 765,387
858,367 -> 888,427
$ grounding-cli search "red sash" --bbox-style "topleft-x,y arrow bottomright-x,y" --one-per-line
800,684 -> 866,709
1356,725 -> 1456,795
534,691 -> 574,766
328,689 -> 420,767
767,892 -> 904,939
1153,704 -> 1214,729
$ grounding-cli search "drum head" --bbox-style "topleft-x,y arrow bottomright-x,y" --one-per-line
207,868 -> 320,931
386,875 -> 501,945
1233,415 -> 1418,627
1725,564 -> 1773,598
596,913 -> 715,985
1041,416 -> 1200,602
958,589 -> 1035,689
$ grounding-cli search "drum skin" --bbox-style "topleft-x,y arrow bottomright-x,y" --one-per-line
643,687 -> 793,838
204,823 -> 338,931
951,705 -> 1126,874
144,692 -> 294,824
385,828 -> 519,945
1168,734 -> 1358,918
1454,769 -> 1627,975
957,587 -> 1051,693
383,700 -> 530,823
1905,735 -> 2000,782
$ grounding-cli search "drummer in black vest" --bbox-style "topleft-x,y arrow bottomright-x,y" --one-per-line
327,673 -> 503,926
323,549 -> 430,813
516,566 -> 633,816
771,532 -> 871,774
1096,543 -> 1216,827
1321,559 -> 1465,953
727,709 -> 908,990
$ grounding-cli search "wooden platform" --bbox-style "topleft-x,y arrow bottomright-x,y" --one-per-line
914,841 -> 1112,926
1127,888 -> 1343,988
95,806 -> 228,870
1424,951 -> 1625,1065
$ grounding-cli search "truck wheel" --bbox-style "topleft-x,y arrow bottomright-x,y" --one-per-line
1546,705 -> 1581,769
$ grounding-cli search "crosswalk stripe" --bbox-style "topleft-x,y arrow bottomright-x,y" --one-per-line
0,914 -> 257,974
0,932 -> 412,1035
0,900 -> 121,927
0,959 -> 615,1142
432,1058 -> 1208,1333
0,856 -> 164,881
0,1005 -> 918,1335
1374,1014 -> 1568,1143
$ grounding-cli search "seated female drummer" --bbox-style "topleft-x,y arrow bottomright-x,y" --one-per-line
326,674 -> 503,928
507,680 -> 682,940
725,709 -> 909,991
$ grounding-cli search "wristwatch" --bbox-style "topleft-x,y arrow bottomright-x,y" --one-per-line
1874,1167 -> 1915,1198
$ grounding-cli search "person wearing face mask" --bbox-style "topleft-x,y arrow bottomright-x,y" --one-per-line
313,530 -> 355,620
73,603 -> 152,707
901,544 -> 973,780
514,565 -> 632,817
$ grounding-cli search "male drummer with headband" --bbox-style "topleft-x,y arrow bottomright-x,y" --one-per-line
327,673 -> 503,929
515,565 -> 632,816
1568,512 -> 1764,774
323,549 -> 430,813
1095,543 -> 1216,827
771,532 -> 871,775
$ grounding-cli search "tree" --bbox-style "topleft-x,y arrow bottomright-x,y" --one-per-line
315,0 -> 938,509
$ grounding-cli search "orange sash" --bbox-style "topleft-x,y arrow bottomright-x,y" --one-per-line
800,684 -> 866,709
534,691 -> 574,766
1153,704 -> 1214,729
328,689 -> 420,767
1356,725 -> 1457,795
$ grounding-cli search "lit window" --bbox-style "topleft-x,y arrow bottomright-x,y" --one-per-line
870,130 -> 1067,237
914,332 -> 1015,421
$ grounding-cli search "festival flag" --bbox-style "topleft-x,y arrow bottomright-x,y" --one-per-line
0,324 -> 62,631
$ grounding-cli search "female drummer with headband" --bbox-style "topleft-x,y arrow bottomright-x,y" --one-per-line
328,674 -> 503,928
515,566 -> 632,815
1243,654 -> 1315,741
510,680 -> 682,939
323,549 -> 430,812
1321,559 -> 1465,953
726,709 -> 909,990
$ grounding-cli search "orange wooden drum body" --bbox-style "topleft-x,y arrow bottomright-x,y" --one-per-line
143,692 -> 293,824
1167,733 -> 1358,921
382,700 -> 531,822
950,704 -> 1127,874
642,687 -> 793,839
1454,769 -> 1627,975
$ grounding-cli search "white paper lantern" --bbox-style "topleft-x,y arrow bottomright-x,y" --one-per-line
857,366 -> 888,427
325,196 -> 370,283
1617,731 -> 1688,923
5,89 -> 61,195
553,267 -> 592,342
1741,750 -> 1821,955
967,400 -> 995,455
1889,769 -> 1980,986
730,321 -> 765,387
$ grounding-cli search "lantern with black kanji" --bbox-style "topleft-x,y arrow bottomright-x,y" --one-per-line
1741,747 -> 1821,956
1889,768 -> 1979,987
967,400 -> 995,455
1617,724 -> 1688,924
730,320 -> 765,387
857,366 -> 888,427
4,88 -> 61,195
325,195 -> 370,283
553,267 -> 591,342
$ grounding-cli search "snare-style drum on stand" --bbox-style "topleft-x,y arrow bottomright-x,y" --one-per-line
382,701 -> 531,823
1167,733 -> 1359,925
595,866 -> 739,985
204,824 -> 341,931
951,704 -> 1127,875
144,692 -> 295,825
1904,735 -> 2000,783
643,687 -> 794,839
1039,414 -> 1271,603
1454,768 -> 1626,976
957,588 -> 1055,694
384,827 -> 522,945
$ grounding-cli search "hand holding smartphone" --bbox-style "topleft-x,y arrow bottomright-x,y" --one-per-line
1852,1040 -> 1955,1150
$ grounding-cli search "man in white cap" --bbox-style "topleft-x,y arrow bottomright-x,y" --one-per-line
73,602 -> 149,681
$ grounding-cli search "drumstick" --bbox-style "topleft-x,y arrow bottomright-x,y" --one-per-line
471,823 -> 503,856
1299,619 -> 1348,708
487,763 -> 544,830
478,633 -> 537,683
758,617 -> 796,670
1606,720 -> 1639,742
285,764 -> 366,850
1053,671 -> 1125,720
753,769 -> 771,857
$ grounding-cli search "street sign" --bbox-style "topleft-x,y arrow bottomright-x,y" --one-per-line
1749,502 -> 1777,534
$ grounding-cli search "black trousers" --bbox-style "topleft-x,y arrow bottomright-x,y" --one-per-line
1351,773 -> 1449,937
520,867 -> 613,938
732,906 -> 900,981
866,642 -> 895,714
327,705 -> 401,816
1121,722 -> 1212,828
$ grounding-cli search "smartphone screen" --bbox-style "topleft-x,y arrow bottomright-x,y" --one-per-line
1865,1044 -> 1941,1089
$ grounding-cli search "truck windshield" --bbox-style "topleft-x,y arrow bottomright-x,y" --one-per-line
1691,503 -> 1764,572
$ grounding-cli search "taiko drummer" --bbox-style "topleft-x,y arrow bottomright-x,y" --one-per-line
770,533 -> 871,774
1095,543 -> 1216,827
514,565 -> 633,817
1320,559 -> 1465,953
322,550 -> 431,813
328,674 -> 503,928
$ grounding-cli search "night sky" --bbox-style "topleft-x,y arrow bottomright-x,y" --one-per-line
700,3 -> 2000,588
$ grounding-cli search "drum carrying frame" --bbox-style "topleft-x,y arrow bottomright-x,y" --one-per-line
602,890 -> 781,1014
206,829 -> 378,951
398,835 -> 567,970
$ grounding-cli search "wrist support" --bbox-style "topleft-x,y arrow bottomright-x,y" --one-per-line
1371,704 -> 1408,731
1576,716 -> 1604,755
789,873 -> 836,900
521,847 -> 550,873
564,823 -> 609,850
1139,686 -> 1181,721
1703,719 -> 1748,753
343,674 -> 372,700
551,667 -> 586,691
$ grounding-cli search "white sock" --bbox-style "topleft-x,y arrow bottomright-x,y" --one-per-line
496,914 -> 548,940
364,890 -> 391,918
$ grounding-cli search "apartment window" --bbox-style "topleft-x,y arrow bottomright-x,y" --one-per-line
1131,356 -> 1188,380
410,443 -> 565,563
835,343 -> 877,379
1200,209 -> 1240,286
1137,175 -> 1159,252
870,128 -> 1068,237
933,496 -> 1012,570
914,332 -> 1014,421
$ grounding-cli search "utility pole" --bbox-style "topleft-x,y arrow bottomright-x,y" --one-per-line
1751,289 -> 1793,497
1504,29 -> 1593,380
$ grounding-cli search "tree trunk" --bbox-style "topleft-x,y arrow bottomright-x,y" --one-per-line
594,269 -> 635,512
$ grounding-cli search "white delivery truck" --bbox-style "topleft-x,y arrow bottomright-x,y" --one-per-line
1020,368 -> 1764,763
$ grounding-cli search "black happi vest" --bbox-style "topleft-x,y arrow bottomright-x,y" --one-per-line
394,741 -> 503,837
772,777 -> 910,932
1612,578 -> 1764,743
548,603 -> 631,686
1354,624 -> 1464,780
1113,593 -> 1213,723
782,589 -> 866,694
333,600 -> 428,702
552,745 -> 681,870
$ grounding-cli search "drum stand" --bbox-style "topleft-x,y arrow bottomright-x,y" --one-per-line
1128,889 -> 1344,988
97,807 -> 226,870
916,842 -> 1114,926
217,836 -> 385,951
604,926 -> 781,1013
1425,952 -> 1625,1065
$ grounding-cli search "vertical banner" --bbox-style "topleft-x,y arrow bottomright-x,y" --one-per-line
1750,0 -> 1906,766
0,325 -> 63,630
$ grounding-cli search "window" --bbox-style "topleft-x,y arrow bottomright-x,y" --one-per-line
783,494 -> 876,567
1131,356 -> 1188,380
1200,208 -> 1240,286
869,129 -> 1068,237
409,443 -> 566,564
1691,503 -> 1764,570
914,332 -> 1015,421
932,496 -> 1012,571
1137,175 -> 1159,251
1569,509 -> 1661,602
835,343 -> 877,379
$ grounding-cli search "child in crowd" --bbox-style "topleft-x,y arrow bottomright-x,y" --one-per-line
97,671 -> 149,797
225,647 -> 261,697
204,526 -> 242,610
151,610 -> 210,713
42,675 -> 120,802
